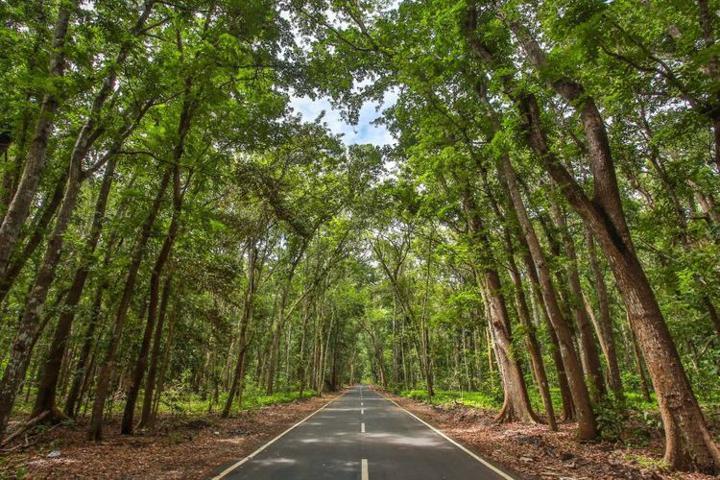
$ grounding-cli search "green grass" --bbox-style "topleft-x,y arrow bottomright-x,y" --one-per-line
10,386 -> 318,419
398,389 -> 501,409
398,386 -> 661,418
156,388 -> 317,416
243,390 -> 317,409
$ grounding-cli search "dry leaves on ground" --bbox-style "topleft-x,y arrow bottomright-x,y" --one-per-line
0,395 -> 332,480
385,392 -> 718,480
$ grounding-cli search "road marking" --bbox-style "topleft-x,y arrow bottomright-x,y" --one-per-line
361,402 -> 363,406
361,408 -> 364,415
361,422 -> 365,433
380,392 -> 514,480
210,390 -> 349,479
361,458 -> 369,480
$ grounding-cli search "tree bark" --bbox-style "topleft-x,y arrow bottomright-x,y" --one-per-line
0,129 -> 87,436
464,9 -> 720,467
63,232 -> 120,418
87,165 -> 172,441
505,230 -> 557,429
0,1 -> 75,275
138,272 -> 172,428
585,227 -> 624,400
222,242 -> 258,417
118,86 -> 191,425
121,165 -> 184,434
31,156 -> 117,421
550,201 -> 606,401
459,183 -> 537,423
152,300 -> 177,419
498,155 -> 597,439
0,174 -> 65,303
517,91 -> 720,471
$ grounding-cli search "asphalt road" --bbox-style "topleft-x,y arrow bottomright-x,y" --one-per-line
214,385 -> 513,480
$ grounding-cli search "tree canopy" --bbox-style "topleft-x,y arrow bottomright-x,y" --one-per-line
1,0 -> 720,475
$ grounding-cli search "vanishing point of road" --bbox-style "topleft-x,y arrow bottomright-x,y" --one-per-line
211,385 -> 514,480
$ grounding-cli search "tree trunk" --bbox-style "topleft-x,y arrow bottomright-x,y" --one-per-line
497,154 -> 597,439
0,2 -> 74,275
585,228 -> 624,400
222,242 -> 258,417
505,233 -> 557,429
517,90 -> 720,471
0,134 -> 87,436
138,272 -> 172,428
152,300 -> 177,419
459,182 -> 537,423
31,156 -> 118,421
64,237 -> 118,418
550,201 -> 606,401
0,175 -> 65,303
627,313 -> 652,402
121,166 -> 183,434
504,18 -> 720,467
87,165 -> 172,441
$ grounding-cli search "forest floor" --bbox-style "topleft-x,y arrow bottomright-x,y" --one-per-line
384,389 -> 718,480
0,393 -> 332,479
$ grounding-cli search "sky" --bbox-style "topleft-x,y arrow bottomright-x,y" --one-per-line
285,0 -> 402,148
289,92 -> 398,146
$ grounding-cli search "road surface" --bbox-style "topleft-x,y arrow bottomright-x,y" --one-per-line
213,385 -> 513,480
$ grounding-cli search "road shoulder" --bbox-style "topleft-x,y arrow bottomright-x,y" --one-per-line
1,394 -> 335,479
379,390 -> 690,480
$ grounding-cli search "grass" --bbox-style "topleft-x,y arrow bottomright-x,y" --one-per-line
10,386 -> 318,420
156,387 -> 317,416
397,386 -> 662,417
398,389 -> 501,409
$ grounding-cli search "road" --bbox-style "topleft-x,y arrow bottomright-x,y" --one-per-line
213,385 -> 513,480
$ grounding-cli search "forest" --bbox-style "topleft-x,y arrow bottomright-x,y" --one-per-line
1,0 -> 720,478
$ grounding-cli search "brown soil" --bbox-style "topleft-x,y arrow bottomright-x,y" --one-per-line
0,394 -> 334,479
382,391 -> 718,480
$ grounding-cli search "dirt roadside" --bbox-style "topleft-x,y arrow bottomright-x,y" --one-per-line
0,394 -> 334,480
380,391 -> 717,480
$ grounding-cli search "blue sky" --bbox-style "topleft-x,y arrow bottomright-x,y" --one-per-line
289,91 -> 398,146
286,1 -> 402,147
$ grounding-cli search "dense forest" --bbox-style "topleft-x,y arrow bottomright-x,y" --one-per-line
1,0 -> 720,477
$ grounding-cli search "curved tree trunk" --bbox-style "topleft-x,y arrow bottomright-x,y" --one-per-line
459,183 -> 537,423
497,155 -> 597,439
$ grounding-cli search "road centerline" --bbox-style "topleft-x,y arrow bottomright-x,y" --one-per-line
214,385 -> 514,480
210,390 -> 348,480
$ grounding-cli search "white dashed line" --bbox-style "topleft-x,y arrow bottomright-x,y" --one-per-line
361,458 -> 369,480
361,422 -> 365,433
210,391 -> 348,479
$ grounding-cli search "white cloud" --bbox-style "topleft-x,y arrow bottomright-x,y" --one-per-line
289,91 -> 397,147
